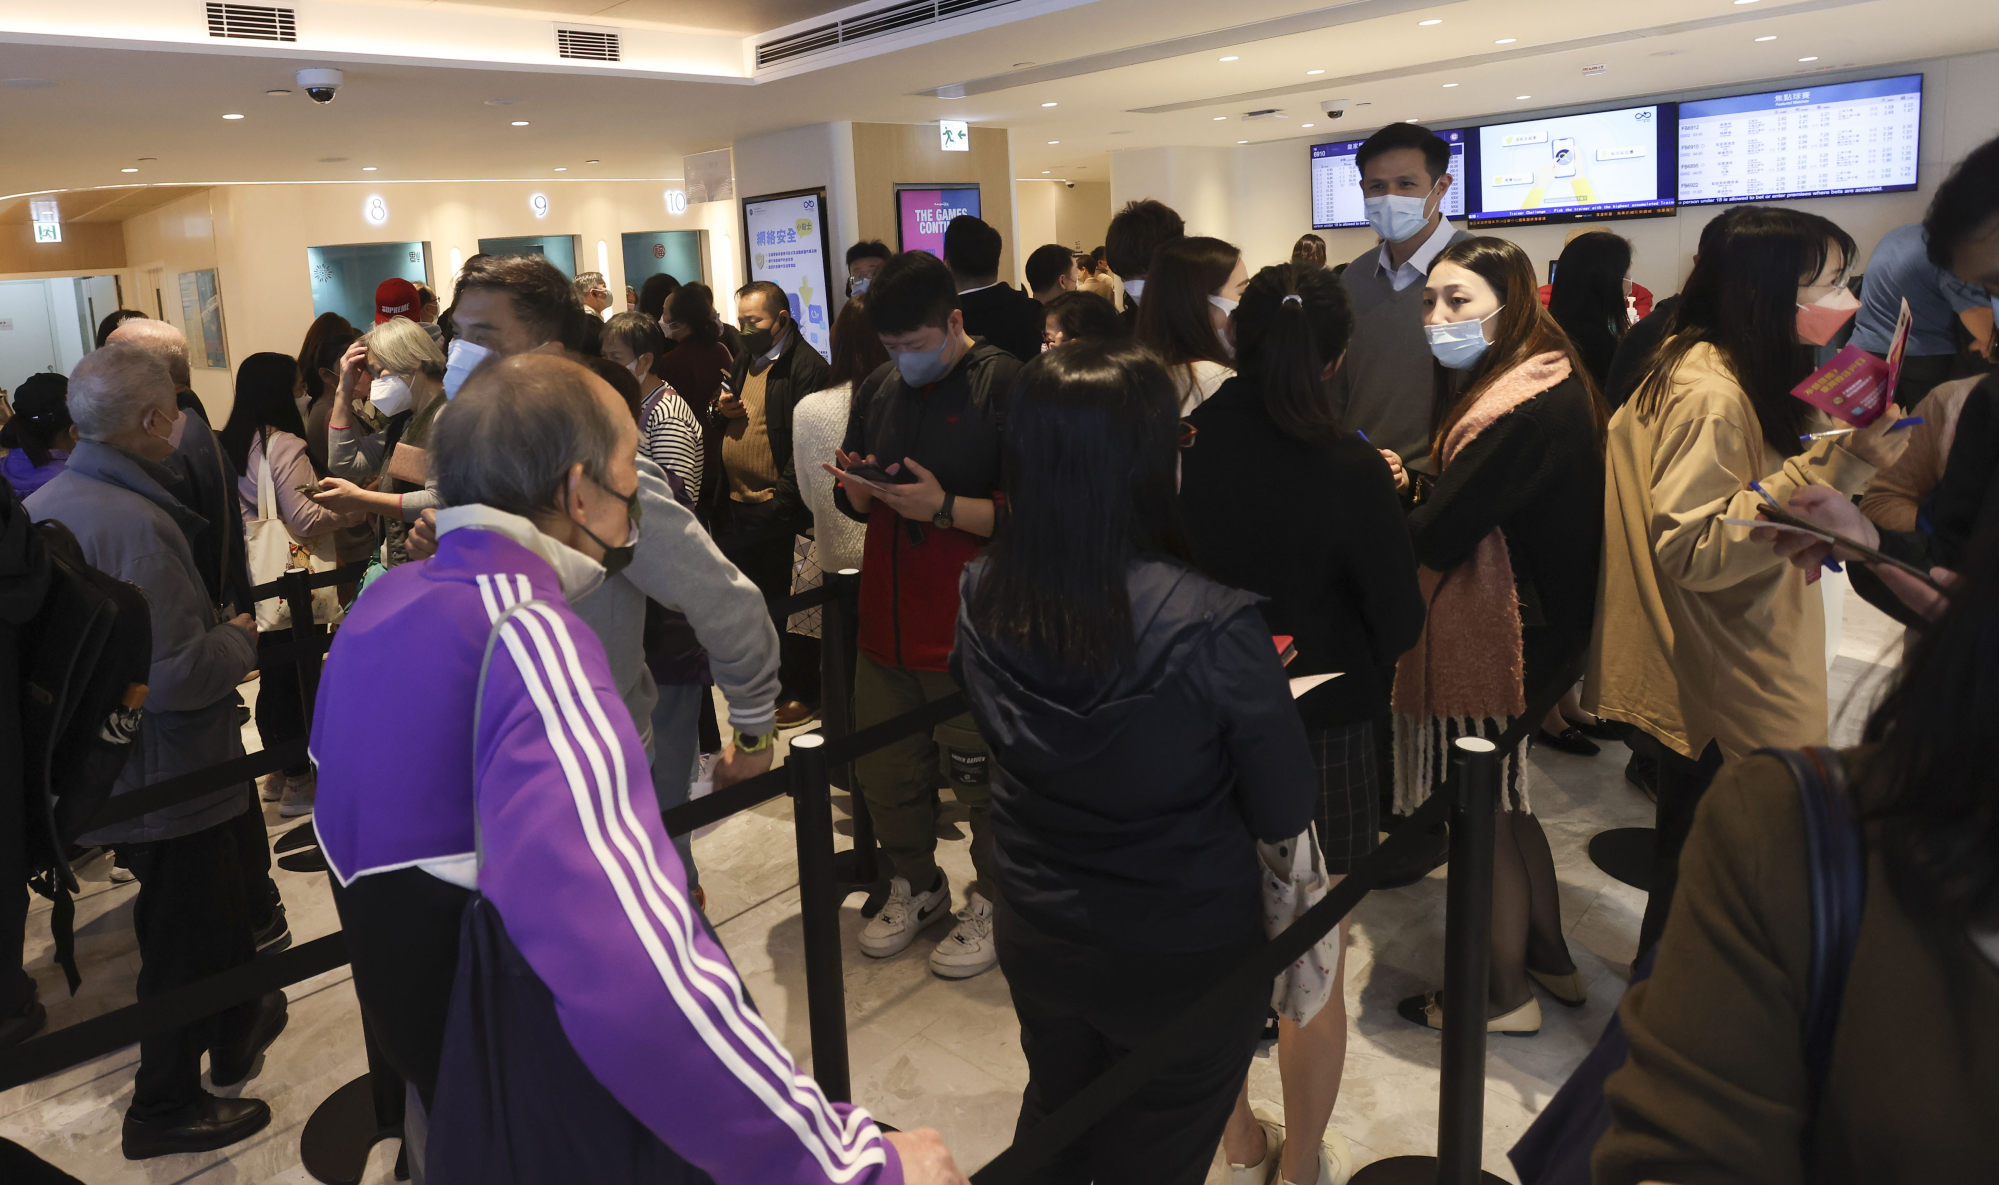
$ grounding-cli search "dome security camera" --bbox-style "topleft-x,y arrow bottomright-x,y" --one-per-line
1321,98 -> 1350,120
1064,180 -> 1076,189
297,68 -> 344,104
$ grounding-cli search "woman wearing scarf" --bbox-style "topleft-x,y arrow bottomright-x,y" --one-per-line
1376,236 -> 1608,1035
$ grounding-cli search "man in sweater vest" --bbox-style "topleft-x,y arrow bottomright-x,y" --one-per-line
1331,122 -> 1473,476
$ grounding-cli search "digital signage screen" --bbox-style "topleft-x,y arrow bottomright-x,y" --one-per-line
1311,128 -> 1469,230
896,186 -> 982,257
1468,103 -> 1678,227
1678,74 -> 1922,205
741,188 -> 834,359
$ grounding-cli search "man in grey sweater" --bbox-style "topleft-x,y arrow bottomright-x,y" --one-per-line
1332,122 -> 1474,476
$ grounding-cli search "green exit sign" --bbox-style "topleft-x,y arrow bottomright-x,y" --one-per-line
29,198 -> 60,244
33,222 -> 61,243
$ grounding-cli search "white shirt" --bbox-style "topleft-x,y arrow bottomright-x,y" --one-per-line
957,280 -> 1003,297
1376,218 -> 1459,293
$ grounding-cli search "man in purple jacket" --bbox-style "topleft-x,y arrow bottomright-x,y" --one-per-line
311,355 -> 963,1185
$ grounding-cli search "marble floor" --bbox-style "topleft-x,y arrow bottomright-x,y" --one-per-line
1,585 -> 1903,1184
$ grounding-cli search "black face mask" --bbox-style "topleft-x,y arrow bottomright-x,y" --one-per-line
572,477 -> 641,577
739,316 -> 785,358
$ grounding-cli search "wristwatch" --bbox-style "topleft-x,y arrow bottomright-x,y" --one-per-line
735,729 -> 775,755
932,490 -> 957,531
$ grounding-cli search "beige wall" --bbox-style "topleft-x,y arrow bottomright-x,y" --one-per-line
852,122 -> 1016,280
0,222 -> 125,275
117,180 -> 736,421
1013,179 -> 1111,285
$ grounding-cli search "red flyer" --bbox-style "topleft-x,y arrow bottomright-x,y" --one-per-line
1791,298 -> 1910,427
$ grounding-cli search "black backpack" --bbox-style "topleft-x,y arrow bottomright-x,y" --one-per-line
17,519 -> 152,991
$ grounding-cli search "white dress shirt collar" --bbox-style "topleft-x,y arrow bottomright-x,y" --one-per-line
1376,217 -> 1458,293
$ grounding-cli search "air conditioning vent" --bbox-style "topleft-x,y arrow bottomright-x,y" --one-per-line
556,27 -> 622,62
755,0 -> 1022,69
205,3 -> 297,42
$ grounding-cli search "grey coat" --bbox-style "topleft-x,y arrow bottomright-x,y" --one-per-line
26,441 -> 256,845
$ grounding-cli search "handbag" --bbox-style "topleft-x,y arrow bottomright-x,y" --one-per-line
1259,826 -> 1343,1027
245,433 -> 346,632
1507,746 -> 1866,1185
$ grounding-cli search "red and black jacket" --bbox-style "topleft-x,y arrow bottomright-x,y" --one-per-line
836,342 -> 1021,671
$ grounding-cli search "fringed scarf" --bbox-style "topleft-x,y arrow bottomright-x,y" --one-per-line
1392,351 -> 1572,814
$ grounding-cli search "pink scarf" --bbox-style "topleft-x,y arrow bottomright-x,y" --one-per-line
1392,351 -> 1571,810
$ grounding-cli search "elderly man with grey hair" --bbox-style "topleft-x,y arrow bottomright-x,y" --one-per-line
574,269 -> 614,320
26,344 -> 288,1160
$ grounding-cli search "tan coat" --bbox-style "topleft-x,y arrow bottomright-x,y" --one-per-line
1585,343 -> 1876,761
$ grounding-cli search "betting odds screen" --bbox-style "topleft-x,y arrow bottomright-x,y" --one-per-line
1678,74 -> 1923,205
1311,129 -> 1468,230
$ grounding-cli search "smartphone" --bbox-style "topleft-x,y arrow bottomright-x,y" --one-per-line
1273,636 -> 1298,667
845,461 -> 915,487
1553,138 -> 1578,180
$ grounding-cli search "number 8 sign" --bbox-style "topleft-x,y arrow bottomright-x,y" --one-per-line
363,195 -> 389,226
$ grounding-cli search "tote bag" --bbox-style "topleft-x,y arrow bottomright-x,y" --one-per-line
1260,826 -> 1343,1026
246,434 -> 346,632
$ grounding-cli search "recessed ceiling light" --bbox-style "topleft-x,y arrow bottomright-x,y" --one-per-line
1407,117 -> 1422,123
511,120 -> 530,126
1041,170 -> 1050,174
1495,37 -> 1517,45
1307,69 -> 1325,75
1755,35 -> 1777,42
1734,0 -> 1760,5
585,159 -> 600,164
362,166 -> 377,172
139,156 -> 156,161
265,88 -> 291,96
1798,55 -> 1819,62
1219,55 -> 1240,62
1213,115 -> 1228,121
121,167 -> 139,173
1237,139 -> 1249,144
554,167 -> 567,172
1442,82 -> 1459,88
1047,139 -> 1060,144
1041,101 -> 1058,107
222,113 -> 244,120
1418,18 -> 1442,26
1301,123 -> 1315,128
1516,94 -> 1532,100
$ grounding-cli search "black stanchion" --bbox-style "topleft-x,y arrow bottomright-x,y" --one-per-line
787,733 -> 853,1102
819,569 -> 889,915
1351,737 -> 1509,1185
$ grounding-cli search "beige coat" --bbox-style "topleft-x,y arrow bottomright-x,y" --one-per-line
1585,343 -> 1876,761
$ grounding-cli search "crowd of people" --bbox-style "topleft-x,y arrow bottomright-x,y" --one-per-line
2,116 -> 1996,1185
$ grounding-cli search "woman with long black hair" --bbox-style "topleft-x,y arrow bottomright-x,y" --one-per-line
1379,236 -> 1607,1035
1548,231 -> 1635,395
1588,206 -> 1911,955
953,341 -> 1316,1184
1135,236 -> 1248,414
218,352 -> 364,817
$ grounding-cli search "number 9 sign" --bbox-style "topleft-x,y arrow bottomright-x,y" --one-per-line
529,192 -> 550,219
363,195 -> 389,226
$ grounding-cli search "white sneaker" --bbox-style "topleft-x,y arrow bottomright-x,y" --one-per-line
260,771 -> 288,802
928,891 -> 997,979
859,873 -> 951,959
278,770 -> 317,819
1226,1119 -> 1284,1185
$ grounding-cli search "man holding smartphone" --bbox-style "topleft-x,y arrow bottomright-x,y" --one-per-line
829,251 -> 1020,980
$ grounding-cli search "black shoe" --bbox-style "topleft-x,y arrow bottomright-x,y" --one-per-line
252,905 -> 291,955
122,1093 -> 271,1159
0,997 -> 46,1048
234,693 -> 251,728
1376,820 -> 1450,889
209,992 -> 288,1088
1536,727 -> 1601,757
1565,715 -> 1630,742
1624,752 -> 1660,803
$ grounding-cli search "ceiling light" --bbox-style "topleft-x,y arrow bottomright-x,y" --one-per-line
1301,123 -> 1315,128
1307,69 -> 1325,75
1407,117 -> 1422,123
1495,37 -> 1517,45
1041,101 -> 1058,107
1734,0 -> 1760,5
1220,55 -> 1240,62
1418,18 -> 1442,26
511,120 -> 530,126
555,167 -> 567,172
139,156 -> 156,161
362,166 -> 377,172
121,167 -> 138,173
1041,170 -> 1050,174
1516,94 -> 1532,100
1213,115 -> 1227,121
585,159 -> 600,164
223,113 -> 244,120
1756,35 -> 1777,41
1798,55 -> 1819,62
1237,139 -> 1249,144
1443,82 -> 1459,88
265,88 -> 291,96
1047,139 -> 1060,144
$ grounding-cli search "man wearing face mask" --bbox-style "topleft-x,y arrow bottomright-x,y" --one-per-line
828,250 -> 1020,980
1849,223 -> 1995,409
718,280 -> 831,728
846,239 -> 892,298
26,346 -> 284,1159
1332,122 -> 1474,476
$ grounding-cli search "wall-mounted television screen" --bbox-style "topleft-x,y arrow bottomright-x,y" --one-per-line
1678,73 -> 1922,205
1468,103 -> 1678,227
896,186 -> 981,257
1310,128 -> 1469,230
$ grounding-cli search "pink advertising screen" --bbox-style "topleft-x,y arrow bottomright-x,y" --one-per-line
896,187 -> 982,256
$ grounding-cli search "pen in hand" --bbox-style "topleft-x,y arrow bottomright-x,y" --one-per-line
1799,416 -> 1924,443
1750,480 -> 1839,574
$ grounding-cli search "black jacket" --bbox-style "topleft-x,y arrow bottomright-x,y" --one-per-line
1407,373 -> 1604,689
957,283 -> 1044,363
1606,295 -> 1678,409
952,557 -> 1317,953
1861,375 -> 1998,624
714,330 -> 831,532
167,394 -> 253,613
1180,375 -> 1426,727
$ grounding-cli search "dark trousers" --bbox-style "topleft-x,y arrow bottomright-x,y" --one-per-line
1,770 -> 33,1017
997,904 -> 1267,1185
1637,739 -> 1725,956
0,1139 -> 83,1185
123,817 -> 260,1116
716,499 -> 820,706
227,790 -> 282,933
256,626 -> 320,776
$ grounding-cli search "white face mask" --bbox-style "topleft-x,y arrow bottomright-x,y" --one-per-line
443,338 -> 494,400
1207,294 -> 1240,316
369,373 -> 414,417
1364,180 -> 1443,245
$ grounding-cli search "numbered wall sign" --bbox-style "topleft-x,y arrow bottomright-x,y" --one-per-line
529,192 -> 550,219
363,195 -> 390,226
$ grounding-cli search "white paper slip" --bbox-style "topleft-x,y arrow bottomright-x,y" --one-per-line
1290,673 -> 1343,699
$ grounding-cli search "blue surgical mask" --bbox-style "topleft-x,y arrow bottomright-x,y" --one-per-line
1364,182 -> 1442,244
1425,307 -> 1502,371
893,340 -> 952,387
849,276 -> 871,296
443,337 -> 494,400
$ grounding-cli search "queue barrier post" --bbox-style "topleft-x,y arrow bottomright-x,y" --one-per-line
819,568 -> 888,910
787,732 -> 853,1102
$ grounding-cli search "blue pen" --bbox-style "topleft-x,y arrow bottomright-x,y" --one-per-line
1798,416 -> 1925,443
1356,428 -> 1372,444
1749,480 -> 1841,573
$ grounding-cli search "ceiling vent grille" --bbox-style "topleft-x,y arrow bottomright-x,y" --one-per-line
556,27 -> 622,62
205,3 -> 297,42
756,0 -> 1021,69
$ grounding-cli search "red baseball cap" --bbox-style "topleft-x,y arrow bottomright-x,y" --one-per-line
374,277 -> 421,325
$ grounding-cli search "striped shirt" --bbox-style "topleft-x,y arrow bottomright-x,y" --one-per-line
641,380 -> 705,508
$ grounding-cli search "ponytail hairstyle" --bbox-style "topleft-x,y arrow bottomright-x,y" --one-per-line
1231,263 -> 1352,446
